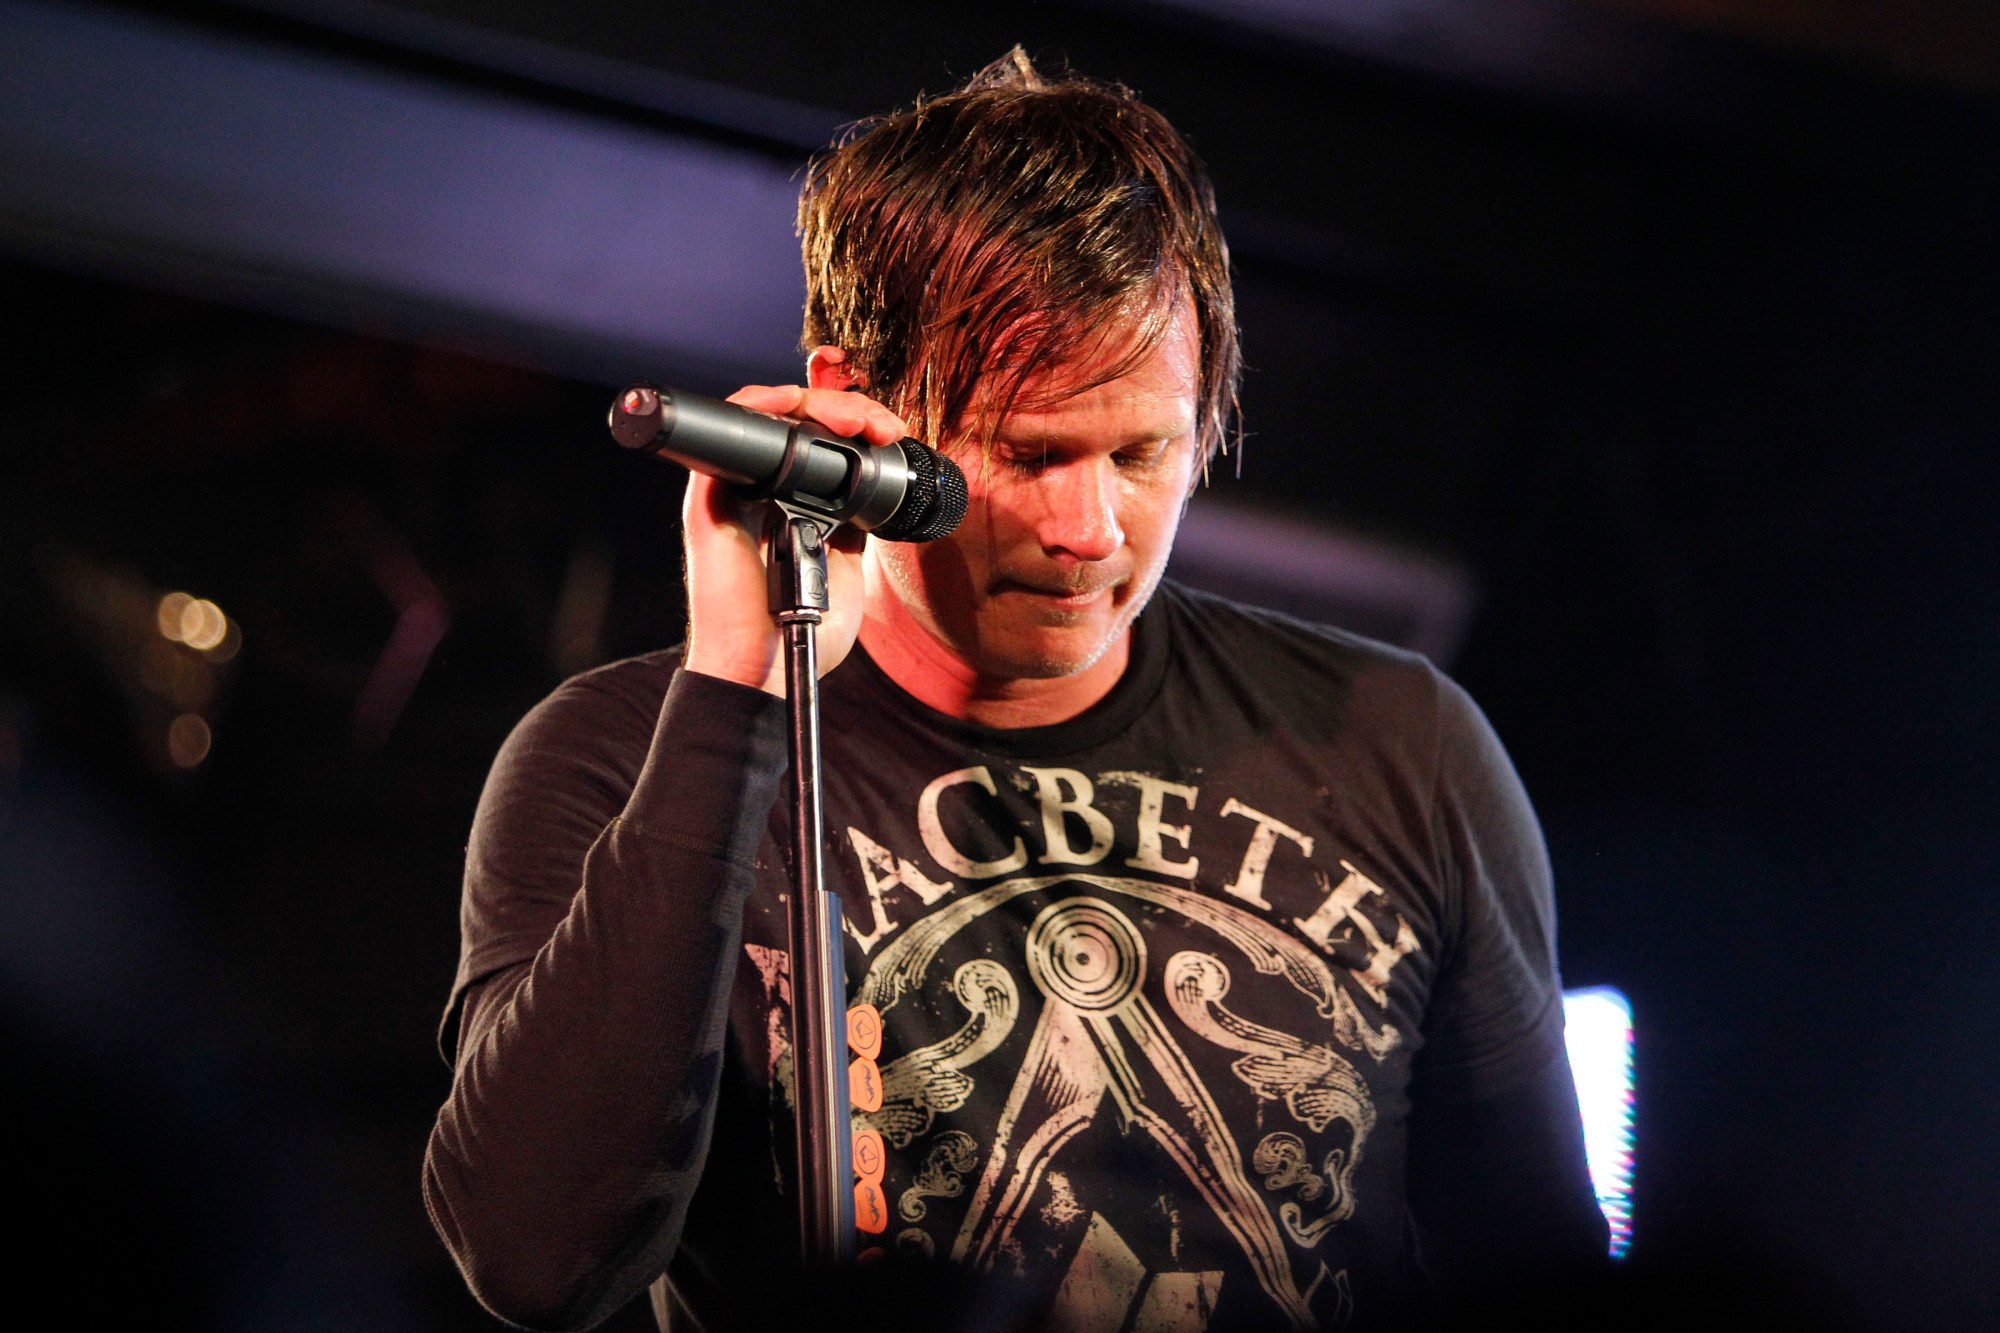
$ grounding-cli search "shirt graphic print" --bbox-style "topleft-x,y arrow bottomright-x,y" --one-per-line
746,745 -> 1428,1332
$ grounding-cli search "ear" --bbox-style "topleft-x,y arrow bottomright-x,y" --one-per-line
806,345 -> 863,392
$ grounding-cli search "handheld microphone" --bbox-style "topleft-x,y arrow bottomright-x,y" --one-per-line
609,384 -> 968,543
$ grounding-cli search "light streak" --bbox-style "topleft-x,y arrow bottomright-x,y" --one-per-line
1563,986 -> 1635,1258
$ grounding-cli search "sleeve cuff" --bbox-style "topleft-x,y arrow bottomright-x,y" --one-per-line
621,668 -> 789,866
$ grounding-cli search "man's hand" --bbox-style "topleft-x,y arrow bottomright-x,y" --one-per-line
681,379 -> 908,696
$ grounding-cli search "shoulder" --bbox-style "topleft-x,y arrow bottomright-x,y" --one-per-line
474,648 -> 683,836
501,649 -> 682,760
1153,578 -> 1454,730
1156,578 -> 1436,675
530,646 -> 683,726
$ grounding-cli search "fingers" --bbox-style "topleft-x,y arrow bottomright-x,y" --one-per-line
699,369 -> 911,554
726,383 -> 910,447
682,468 -> 761,539
688,468 -> 872,563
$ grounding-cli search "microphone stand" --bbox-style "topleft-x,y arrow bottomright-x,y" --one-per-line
767,507 -> 857,1267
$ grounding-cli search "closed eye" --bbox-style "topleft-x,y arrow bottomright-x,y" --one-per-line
1114,439 -> 1177,469
1000,448 -> 1049,474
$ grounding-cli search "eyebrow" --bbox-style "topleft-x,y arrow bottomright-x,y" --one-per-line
998,417 -> 1198,451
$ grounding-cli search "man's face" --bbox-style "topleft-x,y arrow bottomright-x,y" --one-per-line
871,303 -> 1202,683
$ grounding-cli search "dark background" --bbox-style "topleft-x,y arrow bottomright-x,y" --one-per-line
2,1 -> 1995,1329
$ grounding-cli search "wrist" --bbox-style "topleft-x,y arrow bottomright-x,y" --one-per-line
683,642 -> 786,697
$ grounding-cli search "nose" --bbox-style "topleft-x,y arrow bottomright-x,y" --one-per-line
1034,456 -> 1124,563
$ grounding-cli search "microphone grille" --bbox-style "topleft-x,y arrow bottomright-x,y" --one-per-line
875,442 -> 969,542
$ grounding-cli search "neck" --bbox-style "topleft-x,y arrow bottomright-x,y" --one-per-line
858,583 -> 1131,730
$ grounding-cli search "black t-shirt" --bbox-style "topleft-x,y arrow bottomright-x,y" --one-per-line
426,581 -> 1603,1333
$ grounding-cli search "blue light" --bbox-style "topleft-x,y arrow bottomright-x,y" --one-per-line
1562,986 -> 1634,1258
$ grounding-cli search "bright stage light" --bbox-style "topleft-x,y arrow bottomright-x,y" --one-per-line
157,591 -> 230,652
1563,986 -> 1635,1258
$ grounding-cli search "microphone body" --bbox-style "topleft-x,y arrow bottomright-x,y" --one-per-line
610,384 -> 967,543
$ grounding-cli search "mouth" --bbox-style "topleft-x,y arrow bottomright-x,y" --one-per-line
994,575 -> 1123,610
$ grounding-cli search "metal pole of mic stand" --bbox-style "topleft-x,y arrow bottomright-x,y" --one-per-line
769,510 -> 857,1268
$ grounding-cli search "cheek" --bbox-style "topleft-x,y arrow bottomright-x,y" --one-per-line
1125,476 -> 1193,556
871,537 -> 926,609
879,524 -> 982,609
963,471 -> 1032,538
947,482 -> 1031,569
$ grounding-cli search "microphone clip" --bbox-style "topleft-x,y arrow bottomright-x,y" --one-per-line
768,507 -> 837,625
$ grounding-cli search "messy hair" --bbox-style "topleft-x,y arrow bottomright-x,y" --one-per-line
798,47 -> 1240,463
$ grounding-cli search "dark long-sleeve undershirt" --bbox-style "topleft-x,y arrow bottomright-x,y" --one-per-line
423,667 -> 786,1330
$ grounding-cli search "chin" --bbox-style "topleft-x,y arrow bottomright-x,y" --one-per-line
960,578 -> 1162,682
970,625 -> 1120,681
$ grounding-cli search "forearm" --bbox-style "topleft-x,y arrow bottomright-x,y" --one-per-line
1410,673 -> 1606,1299
423,669 -> 785,1330
1406,1042 -> 1608,1303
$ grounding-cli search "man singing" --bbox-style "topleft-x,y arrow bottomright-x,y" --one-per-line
426,50 -> 1605,1333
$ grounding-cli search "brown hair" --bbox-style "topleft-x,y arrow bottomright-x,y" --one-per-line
798,48 -> 1239,464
